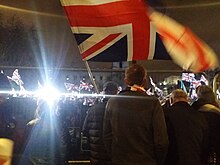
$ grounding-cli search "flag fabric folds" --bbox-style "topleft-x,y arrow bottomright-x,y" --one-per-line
60,0 -> 171,62
149,10 -> 219,72
61,0 -> 219,72
200,75 -> 208,85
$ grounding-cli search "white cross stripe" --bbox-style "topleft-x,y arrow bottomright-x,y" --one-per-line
60,0 -> 123,6
148,23 -> 156,60
71,24 -> 133,61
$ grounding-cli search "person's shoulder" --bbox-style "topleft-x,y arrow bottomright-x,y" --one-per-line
191,99 -> 206,109
119,89 -> 154,97
88,101 -> 106,113
166,102 -> 189,112
117,91 -> 160,104
199,104 -> 220,114
118,88 -> 130,94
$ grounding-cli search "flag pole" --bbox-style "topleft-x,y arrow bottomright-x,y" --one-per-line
84,61 -> 99,94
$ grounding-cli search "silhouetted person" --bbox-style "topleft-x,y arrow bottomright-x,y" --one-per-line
165,89 -> 208,165
192,85 -> 220,165
103,64 -> 168,165
83,81 -> 118,165
19,100 -> 64,165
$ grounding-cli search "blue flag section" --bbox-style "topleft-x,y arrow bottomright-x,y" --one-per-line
61,0 -> 218,72
74,32 -> 171,62
74,34 -> 128,62
153,33 -> 171,60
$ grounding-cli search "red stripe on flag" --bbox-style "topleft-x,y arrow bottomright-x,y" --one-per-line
63,1 -> 147,27
159,28 -> 188,53
82,33 -> 121,59
63,1 -> 150,61
186,28 -> 210,72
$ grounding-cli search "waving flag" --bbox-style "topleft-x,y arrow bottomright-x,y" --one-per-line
61,0 -> 218,72
182,73 -> 195,82
61,0 -> 170,62
149,10 -> 219,72
200,75 -> 208,85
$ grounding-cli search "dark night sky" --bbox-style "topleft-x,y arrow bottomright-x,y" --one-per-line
0,0 -> 96,69
0,0 -> 220,70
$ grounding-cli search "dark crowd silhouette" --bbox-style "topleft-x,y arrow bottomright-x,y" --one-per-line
0,65 -> 220,165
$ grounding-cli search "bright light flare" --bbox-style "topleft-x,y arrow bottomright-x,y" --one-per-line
36,84 -> 60,105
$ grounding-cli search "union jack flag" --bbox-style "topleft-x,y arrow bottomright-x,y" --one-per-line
60,0 -> 170,62
182,73 -> 195,82
182,72 -> 202,89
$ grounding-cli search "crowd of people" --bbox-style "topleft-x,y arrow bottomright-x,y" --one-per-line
83,64 -> 220,165
0,64 -> 220,165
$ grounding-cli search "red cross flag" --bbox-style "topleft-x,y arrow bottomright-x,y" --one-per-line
149,10 -> 219,72
61,0 -> 219,72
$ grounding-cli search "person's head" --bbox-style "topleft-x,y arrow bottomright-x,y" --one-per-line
196,85 -> 216,104
103,81 -> 118,95
170,89 -> 188,105
124,64 -> 147,87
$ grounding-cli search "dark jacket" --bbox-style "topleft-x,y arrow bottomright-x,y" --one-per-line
165,101 -> 208,165
192,99 -> 220,165
103,89 -> 168,165
83,98 -> 111,165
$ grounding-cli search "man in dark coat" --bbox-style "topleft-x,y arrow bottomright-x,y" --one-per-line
83,81 -> 118,165
192,85 -> 220,165
165,89 -> 208,165
103,64 -> 168,165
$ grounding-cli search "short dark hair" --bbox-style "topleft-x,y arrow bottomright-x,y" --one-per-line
125,64 -> 146,86
197,85 -> 216,103
103,81 -> 118,95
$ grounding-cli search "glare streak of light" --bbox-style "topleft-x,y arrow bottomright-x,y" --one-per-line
0,90 -> 155,100
0,4 -> 64,19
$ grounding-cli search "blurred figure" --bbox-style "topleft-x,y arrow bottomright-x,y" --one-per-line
20,100 -> 64,165
165,89 -> 208,165
192,85 -> 220,165
192,85 -> 219,110
83,81 -> 118,165
56,99 -> 81,161
103,64 -> 168,165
